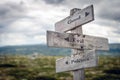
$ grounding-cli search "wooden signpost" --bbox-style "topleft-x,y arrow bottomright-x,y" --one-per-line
47,5 -> 109,80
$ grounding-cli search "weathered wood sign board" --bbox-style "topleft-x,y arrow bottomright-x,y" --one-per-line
55,5 -> 94,32
56,49 -> 98,73
47,31 -> 109,50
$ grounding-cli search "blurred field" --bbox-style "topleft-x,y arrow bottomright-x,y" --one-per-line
0,55 -> 120,80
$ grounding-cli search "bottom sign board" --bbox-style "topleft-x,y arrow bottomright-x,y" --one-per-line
56,49 -> 98,73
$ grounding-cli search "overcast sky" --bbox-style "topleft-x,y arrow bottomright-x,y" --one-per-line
0,0 -> 120,46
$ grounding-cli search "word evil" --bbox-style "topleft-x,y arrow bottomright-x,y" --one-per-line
47,31 -> 109,50
55,5 -> 94,32
56,49 -> 98,73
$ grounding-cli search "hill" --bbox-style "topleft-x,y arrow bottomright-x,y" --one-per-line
0,45 -> 71,56
97,43 -> 120,56
0,43 -> 120,56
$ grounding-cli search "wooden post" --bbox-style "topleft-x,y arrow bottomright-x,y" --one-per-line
73,69 -> 85,80
71,27 -> 85,80
70,8 -> 85,80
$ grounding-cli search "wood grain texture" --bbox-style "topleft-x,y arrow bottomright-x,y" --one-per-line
55,5 -> 94,32
73,69 -> 85,80
71,25 -> 85,80
47,31 -> 109,50
71,26 -> 85,80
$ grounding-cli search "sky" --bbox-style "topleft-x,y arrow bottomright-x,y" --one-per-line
0,0 -> 120,46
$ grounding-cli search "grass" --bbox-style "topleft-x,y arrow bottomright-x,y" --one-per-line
0,55 -> 120,80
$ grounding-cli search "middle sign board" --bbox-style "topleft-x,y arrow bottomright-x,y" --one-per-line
47,31 -> 109,50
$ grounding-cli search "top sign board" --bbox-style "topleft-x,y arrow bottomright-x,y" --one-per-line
55,5 -> 94,32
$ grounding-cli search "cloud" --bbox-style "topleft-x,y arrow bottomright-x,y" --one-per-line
0,33 -> 46,46
97,0 -> 120,22
0,0 -> 120,46
42,0 -> 64,5
0,2 -> 26,23
0,2 -> 25,30
0,0 -> 68,46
